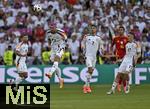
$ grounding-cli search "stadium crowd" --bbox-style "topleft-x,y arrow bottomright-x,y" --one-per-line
0,0 -> 149,65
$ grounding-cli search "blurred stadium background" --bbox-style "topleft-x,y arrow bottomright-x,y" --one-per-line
0,0 -> 150,109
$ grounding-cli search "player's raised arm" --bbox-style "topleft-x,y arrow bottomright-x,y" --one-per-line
57,28 -> 67,40
45,29 -> 51,42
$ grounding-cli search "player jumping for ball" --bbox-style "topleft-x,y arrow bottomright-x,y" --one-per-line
107,33 -> 141,94
45,23 -> 67,88
81,25 -> 104,94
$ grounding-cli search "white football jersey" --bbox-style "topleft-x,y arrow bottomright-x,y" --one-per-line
15,42 -> 28,64
118,42 -> 141,73
82,35 -> 103,57
124,42 -> 141,59
46,28 -> 67,51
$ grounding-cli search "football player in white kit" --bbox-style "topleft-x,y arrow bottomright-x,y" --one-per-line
82,25 -> 104,93
45,23 -> 67,88
107,33 -> 141,94
10,35 -> 29,91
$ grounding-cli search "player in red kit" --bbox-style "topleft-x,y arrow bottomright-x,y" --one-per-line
112,26 -> 128,92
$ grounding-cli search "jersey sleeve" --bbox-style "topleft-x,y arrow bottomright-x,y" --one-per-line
45,29 -> 51,41
57,28 -> 67,40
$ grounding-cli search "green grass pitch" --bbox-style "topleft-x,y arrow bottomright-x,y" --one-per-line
50,84 -> 150,109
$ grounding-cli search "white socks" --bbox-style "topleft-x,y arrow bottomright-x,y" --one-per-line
13,76 -> 24,88
55,67 -> 62,80
49,61 -> 58,75
85,73 -> 92,87
111,81 -> 117,91
49,61 -> 63,81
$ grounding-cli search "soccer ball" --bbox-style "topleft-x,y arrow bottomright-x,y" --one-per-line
33,4 -> 42,12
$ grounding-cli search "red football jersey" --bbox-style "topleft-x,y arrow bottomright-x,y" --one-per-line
112,36 -> 128,59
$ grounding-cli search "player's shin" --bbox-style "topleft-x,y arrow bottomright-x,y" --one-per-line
55,67 -> 62,80
85,73 -> 92,87
123,79 -> 127,91
126,74 -> 130,88
107,81 -> 117,94
111,81 -> 117,91
12,76 -> 24,91
123,73 -> 130,93
111,74 -> 120,91
85,67 -> 93,86
83,72 -> 92,93
117,78 -> 122,92
15,76 -> 23,84
56,67 -> 64,88
48,61 -> 59,76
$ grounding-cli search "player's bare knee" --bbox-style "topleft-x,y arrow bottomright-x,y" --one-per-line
54,56 -> 60,62
116,73 -> 121,82
88,67 -> 93,75
19,73 -> 24,78
116,73 -> 121,79
24,72 -> 28,79
125,74 -> 129,81
19,72 -> 28,79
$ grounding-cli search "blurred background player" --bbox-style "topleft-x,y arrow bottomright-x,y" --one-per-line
111,26 -> 128,92
81,25 -> 104,94
107,33 -> 141,94
45,23 -> 67,88
10,35 -> 29,91
4,45 -> 14,66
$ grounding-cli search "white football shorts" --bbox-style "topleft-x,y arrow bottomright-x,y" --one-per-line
86,56 -> 96,68
118,58 -> 133,73
50,48 -> 64,62
16,62 -> 28,73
